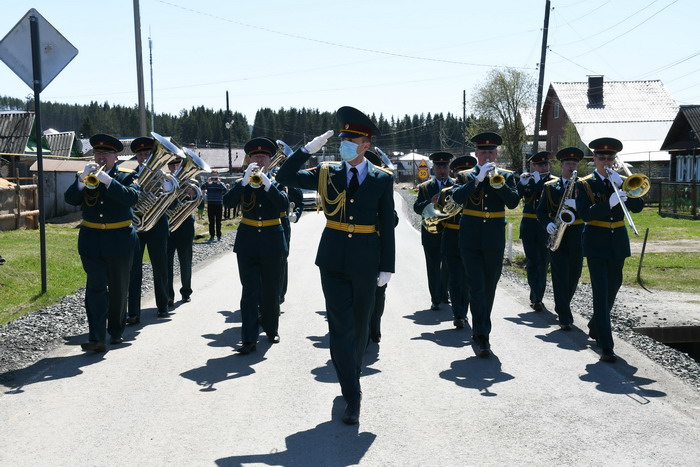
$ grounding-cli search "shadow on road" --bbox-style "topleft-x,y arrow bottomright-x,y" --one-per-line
534,327 -> 590,352
403,308 -> 446,326
580,358 -> 667,400
179,309 -> 270,392
411,326 -> 472,348
215,397 -> 376,467
503,309 -> 553,330
440,355 -> 515,396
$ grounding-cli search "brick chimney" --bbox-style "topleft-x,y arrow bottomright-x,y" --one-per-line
587,75 -> 604,107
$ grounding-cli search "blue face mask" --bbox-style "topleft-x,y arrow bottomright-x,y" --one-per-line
339,140 -> 359,162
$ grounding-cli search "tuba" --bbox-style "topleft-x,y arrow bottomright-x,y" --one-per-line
166,147 -> 211,232
132,132 -> 184,232
547,170 -> 578,251
422,186 -> 462,234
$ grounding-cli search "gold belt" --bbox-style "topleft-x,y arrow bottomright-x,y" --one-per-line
522,213 -> 537,219
444,222 -> 460,230
462,209 -> 505,219
81,220 -> 132,230
241,218 -> 281,227
325,220 -> 376,234
587,220 -> 625,229
279,211 -> 287,218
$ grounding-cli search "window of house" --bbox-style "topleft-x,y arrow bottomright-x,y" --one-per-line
554,102 -> 560,119
695,155 -> 700,181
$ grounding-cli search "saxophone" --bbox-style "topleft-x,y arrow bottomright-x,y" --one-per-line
546,170 -> 577,252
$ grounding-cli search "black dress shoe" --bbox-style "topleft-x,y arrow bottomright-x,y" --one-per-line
559,323 -> 572,331
342,400 -> 361,425
474,335 -> 491,358
110,336 -> 124,345
588,326 -> 598,340
370,334 -> 381,343
530,302 -> 544,311
125,316 -> 140,325
181,296 -> 191,303
80,341 -> 106,352
236,343 -> 257,354
430,303 -> 440,311
157,310 -> 170,318
267,333 -> 280,344
167,299 -> 174,307
453,318 -> 465,329
600,349 -> 618,363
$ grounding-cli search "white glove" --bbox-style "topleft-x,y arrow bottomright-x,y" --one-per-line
476,162 -> 495,183
79,162 -> 99,182
533,171 -> 542,183
546,222 -> 557,235
609,191 -> 627,208
564,198 -> 576,209
377,271 -> 392,287
288,212 -> 298,223
519,173 -> 530,186
242,163 -> 258,186
276,139 -> 294,156
96,170 -> 112,188
608,171 -> 623,188
303,130 -> 334,154
260,171 -> 272,191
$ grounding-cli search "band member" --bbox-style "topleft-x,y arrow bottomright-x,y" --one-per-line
577,137 -> 643,362
166,158 -> 196,305
127,137 -> 171,324
223,137 -> 289,354
203,171 -> 227,241
450,132 -> 520,357
279,182 -> 303,305
413,152 -> 453,310
442,154 -> 477,329
64,134 -> 139,351
518,151 -> 555,311
537,147 -> 584,330
276,106 -> 395,425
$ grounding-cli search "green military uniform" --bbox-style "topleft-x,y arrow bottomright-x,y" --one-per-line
577,137 -> 644,360
224,137 -> 289,351
450,133 -> 520,355
536,148 -> 585,328
278,183 -> 303,304
64,134 -> 139,348
276,109 -> 395,416
167,213 -> 194,303
413,153 -> 453,309
518,152 -> 555,310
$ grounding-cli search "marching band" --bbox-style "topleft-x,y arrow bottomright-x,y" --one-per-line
64,114 -> 646,423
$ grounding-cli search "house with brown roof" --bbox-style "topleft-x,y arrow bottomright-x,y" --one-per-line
540,76 -> 678,179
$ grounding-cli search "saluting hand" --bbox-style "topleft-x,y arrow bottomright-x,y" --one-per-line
303,130 -> 334,154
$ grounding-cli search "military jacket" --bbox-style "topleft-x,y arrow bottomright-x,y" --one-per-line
536,177 -> 583,251
518,173 -> 555,242
413,177 -> 455,247
451,166 -> 520,250
576,171 -> 644,259
275,148 -> 395,275
64,165 -> 140,257
223,178 -> 289,257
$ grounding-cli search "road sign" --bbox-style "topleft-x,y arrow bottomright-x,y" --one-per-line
0,8 -> 78,92
418,160 -> 428,169
417,168 -> 429,180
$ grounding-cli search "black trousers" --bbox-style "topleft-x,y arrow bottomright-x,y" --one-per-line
208,204 -> 223,238
320,269 -> 376,403
81,253 -> 132,343
369,284 -> 387,340
586,255 -> 625,350
236,254 -> 283,344
444,252 -> 468,320
460,247 -> 504,338
423,245 -> 448,305
129,232 -> 169,317
167,221 -> 194,301
522,237 -> 549,305
550,246 -> 583,325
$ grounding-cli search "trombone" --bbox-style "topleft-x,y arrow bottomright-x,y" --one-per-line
612,154 -> 650,198
605,166 -> 640,237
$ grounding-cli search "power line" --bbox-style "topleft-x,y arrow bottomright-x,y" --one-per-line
637,50 -> 700,79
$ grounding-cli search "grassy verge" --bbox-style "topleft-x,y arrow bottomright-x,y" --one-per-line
0,216 -> 239,325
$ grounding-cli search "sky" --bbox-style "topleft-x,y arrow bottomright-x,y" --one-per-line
1,0 -> 698,128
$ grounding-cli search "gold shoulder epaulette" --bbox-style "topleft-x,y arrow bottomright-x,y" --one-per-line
499,168 -> 514,173
373,166 -> 393,175
118,167 -> 134,173
579,174 -> 593,181
323,161 -> 342,166
544,178 -> 558,186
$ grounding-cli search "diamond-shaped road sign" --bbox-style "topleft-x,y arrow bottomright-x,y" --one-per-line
0,8 -> 78,92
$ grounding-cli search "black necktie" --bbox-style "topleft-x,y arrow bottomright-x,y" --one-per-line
604,178 -> 612,193
349,168 -> 359,196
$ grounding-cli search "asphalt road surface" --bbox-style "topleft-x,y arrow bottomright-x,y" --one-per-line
1,193 -> 699,466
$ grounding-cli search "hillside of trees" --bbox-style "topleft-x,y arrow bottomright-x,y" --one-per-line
1,96 -> 493,157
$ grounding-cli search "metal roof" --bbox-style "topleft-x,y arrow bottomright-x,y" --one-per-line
660,105 -> 700,151
547,80 -> 677,124
0,111 -> 35,154
44,131 -> 76,158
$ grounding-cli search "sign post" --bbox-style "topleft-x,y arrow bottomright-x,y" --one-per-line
0,9 -> 78,293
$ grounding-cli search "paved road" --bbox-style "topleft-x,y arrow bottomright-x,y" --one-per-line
1,193 -> 699,466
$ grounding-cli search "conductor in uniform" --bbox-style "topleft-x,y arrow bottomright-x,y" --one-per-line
450,132 -> 520,357
442,154 -> 477,329
577,137 -> 643,362
413,152 -> 453,310
223,137 -> 289,354
517,151 -> 555,311
64,134 -> 139,351
537,147 -> 584,330
276,106 -> 395,425
127,137 -> 171,324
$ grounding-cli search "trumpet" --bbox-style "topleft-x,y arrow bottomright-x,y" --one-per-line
82,164 -> 106,190
488,165 -> 505,189
611,154 -> 650,198
248,145 -> 288,189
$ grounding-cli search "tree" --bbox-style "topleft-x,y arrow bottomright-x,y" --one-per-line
471,67 -> 535,170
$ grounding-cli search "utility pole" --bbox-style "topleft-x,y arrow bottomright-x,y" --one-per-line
531,0 -> 551,169
133,0 -> 147,136
148,29 -> 155,132
226,91 -> 232,173
462,90 -> 467,156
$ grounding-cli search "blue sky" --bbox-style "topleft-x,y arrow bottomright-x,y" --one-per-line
1,0 -> 697,126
